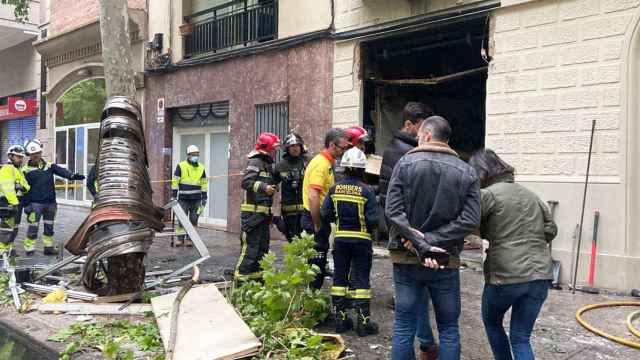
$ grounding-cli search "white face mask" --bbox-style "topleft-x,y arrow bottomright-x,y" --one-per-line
189,156 -> 199,163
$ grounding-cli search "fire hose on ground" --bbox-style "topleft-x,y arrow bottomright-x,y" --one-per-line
575,301 -> 640,349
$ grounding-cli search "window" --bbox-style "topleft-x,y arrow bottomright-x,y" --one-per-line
55,78 -> 107,127
255,101 -> 288,161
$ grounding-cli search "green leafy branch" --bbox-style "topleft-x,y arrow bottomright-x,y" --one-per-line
1,0 -> 30,22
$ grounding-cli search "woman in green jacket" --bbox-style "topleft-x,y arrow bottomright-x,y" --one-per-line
470,149 -> 557,360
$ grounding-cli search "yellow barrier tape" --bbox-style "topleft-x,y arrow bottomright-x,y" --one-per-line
52,172 -> 244,189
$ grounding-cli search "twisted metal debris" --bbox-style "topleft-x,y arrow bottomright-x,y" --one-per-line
65,97 -> 164,296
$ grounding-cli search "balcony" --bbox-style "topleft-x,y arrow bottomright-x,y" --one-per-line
183,0 -> 278,59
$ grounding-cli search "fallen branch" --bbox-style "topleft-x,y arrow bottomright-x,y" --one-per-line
167,266 -> 200,360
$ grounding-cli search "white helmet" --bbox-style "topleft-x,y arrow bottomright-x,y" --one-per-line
186,145 -> 199,154
25,139 -> 43,155
340,147 -> 367,169
7,145 -> 26,158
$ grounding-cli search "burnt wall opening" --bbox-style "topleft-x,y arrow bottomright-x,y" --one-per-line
362,16 -> 489,161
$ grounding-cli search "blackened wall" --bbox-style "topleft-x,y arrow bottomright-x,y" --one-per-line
144,39 -> 334,233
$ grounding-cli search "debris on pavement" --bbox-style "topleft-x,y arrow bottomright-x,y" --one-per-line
38,303 -> 152,315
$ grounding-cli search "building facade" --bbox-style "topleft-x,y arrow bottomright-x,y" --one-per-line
145,0 -> 334,233
0,0 -> 41,162
34,0 -> 147,206
331,0 -> 640,291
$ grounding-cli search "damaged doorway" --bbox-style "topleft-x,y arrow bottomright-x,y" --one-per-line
362,16 -> 489,160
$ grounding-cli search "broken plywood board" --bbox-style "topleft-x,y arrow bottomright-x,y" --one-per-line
38,303 -> 152,315
151,283 -> 261,360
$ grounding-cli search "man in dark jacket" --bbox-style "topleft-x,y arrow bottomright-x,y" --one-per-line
379,102 -> 438,360
22,139 -> 85,256
234,132 -> 280,282
385,116 -> 480,360
273,133 -> 307,242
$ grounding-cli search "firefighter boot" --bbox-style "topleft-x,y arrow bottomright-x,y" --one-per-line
44,246 -> 59,256
332,296 -> 353,333
355,300 -> 379,337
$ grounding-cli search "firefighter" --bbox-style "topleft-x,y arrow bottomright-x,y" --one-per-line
0,145 -> 29,257
321,147 -> 379,336
171,145 -> 208,247
273,133 -> 307,242
335,125 -> 370,182
22,139 -> 84,256
235,132 -> 280,282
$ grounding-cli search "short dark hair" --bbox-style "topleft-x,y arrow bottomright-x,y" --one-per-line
402,102 -> 434,124
420,115 -> 451,142
469,149 -> 515,188
344,167 -> 365,179
324,128 -> 347,148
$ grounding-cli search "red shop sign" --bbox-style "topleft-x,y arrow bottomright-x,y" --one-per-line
0,97 -> 37,121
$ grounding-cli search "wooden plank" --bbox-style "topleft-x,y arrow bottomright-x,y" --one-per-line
151,283 -> 261,360
38,303 -> 152,315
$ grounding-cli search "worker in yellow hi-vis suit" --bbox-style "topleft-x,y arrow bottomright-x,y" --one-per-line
0,145 -> 29,257
171,145 -> 208,247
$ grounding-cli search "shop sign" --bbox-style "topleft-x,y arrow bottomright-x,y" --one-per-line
0,97 -> 37,121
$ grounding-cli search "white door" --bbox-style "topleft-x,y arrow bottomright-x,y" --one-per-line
173,126 -> 229,228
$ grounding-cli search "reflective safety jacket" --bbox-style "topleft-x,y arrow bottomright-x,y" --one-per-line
0,163 -> 30,206
241,151 -> 276,215
321,176 -> 378,242
22,159 -> 74,204
274,154 -> 307,214
172,160 -> 208,201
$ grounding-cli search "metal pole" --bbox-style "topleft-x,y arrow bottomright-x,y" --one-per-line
572,119 -> 596,294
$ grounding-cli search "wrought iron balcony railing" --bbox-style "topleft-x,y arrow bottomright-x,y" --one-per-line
184,0 -> 278,58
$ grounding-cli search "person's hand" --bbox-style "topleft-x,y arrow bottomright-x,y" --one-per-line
265,185 -> 277,196
171,190 -> 178,200
201,198 -> 207,208
402,238 -> 416,253
423,258 -> 441,269
72,173 -> 85,181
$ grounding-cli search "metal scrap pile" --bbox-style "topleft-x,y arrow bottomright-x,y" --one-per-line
65,96 -> 164,296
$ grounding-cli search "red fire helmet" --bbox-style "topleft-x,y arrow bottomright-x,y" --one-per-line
255,132 -> 281,153
345,125 -> 370,147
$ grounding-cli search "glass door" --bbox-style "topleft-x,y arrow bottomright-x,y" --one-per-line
54,124 -> 100,205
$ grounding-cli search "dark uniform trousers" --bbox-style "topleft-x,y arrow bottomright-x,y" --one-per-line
331,240 -> 373,305
301,210 -> 331,289
282,211 -> 303,242
236,212 -> 271,280
24,202 -> 57,250
178,199 -> 200,228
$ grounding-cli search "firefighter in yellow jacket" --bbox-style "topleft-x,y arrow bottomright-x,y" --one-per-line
0,145 -> 29,257
171,145 -> 208,247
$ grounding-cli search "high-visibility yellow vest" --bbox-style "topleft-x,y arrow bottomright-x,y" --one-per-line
171,160 -> 208,195
0,164 -> 29,206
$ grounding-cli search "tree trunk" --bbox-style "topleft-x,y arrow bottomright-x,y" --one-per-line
99,0 -> 137,98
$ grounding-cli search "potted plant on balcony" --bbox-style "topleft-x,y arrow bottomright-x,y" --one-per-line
179,20 -> 194,36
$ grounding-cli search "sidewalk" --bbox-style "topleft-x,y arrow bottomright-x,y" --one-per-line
2,204 -> 639,359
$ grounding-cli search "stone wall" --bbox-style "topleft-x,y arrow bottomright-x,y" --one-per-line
49,0 -> 146,35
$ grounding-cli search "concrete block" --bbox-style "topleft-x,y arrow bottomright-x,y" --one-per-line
487,96 -> 520,115
333,75 -> 354,93
559,90 -> 599,109
494,11 -> 521,32
503,116 -> 538,134
487,75 -> 505,94
577,112 -> 620,130
598,133 -> 620,153
559,0 -> 600,21
485,117 -> 504,135
521,49 -> 557,70
539,113 -> 577,133
522,3 -> 558,27
539,156 -> 575,175
505,73 -> 538,93
334,59 -> 354,77
485,136 -> 519,154
334,42 -> 355,61
582,16 -> 632,40
557,134 -> 591,153
350,0 -> 364,11
501,31 -> 539,53
602,0 -> 640,13
602,87 -> 621,106
560,45 -> 598,65
336,10 -> 363,30
601,39 -> 624,60
522,94 -> 556,112
333,90 -> 360,109
500,155 -> 539,174
540,69 -> 579,89
576,155 -> 619,175
581,64 -> 621,85
332,107 -> 360,126
539,25 -> 578,46
519,137 -> 556,154
490,55 -> 520,74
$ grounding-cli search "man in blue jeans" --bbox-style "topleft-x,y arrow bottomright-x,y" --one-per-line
385,116 -> 480,360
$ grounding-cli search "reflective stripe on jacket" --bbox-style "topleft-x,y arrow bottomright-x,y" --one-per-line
241,151 -> 275,214
321,176 -> 378,242
22,159 -> 73,204
172,160 -> 208,200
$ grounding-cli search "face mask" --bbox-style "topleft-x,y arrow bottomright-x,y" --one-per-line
189,156 -> 199,163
